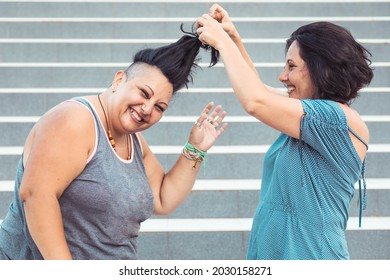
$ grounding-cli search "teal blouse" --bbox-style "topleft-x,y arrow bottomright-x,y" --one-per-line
247,99 -> 367,260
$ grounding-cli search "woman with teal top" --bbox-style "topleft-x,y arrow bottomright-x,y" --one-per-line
196,4 -> 374,259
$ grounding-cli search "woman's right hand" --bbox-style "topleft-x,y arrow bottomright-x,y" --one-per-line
208,4 -> 240,42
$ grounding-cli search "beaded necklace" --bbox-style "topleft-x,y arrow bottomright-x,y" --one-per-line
97,93 -> 130,160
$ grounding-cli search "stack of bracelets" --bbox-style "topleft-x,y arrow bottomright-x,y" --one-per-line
182,142 -> 207,169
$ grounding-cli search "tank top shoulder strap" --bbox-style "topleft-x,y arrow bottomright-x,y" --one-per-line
64,97 -> 102,163
67,97 -> 94,112
66,97 -> 102,126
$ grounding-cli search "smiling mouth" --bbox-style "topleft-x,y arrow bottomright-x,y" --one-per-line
286,86 -> 296,97
130,108 -> 143,123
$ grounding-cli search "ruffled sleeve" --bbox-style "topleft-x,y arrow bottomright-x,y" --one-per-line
300,99 -> 367,226
300,99 -> 362,175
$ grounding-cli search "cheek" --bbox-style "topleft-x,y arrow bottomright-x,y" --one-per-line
150,111 -> 164,123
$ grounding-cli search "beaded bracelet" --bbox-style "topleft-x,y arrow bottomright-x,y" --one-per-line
182,142 -> 207,169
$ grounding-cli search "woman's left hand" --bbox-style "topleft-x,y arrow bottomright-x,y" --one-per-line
188,102 -> 227,152
196,14 -> 231,50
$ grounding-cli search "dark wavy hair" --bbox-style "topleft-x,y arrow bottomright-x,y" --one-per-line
125,24 -> 219,93
286,21 -> 374,104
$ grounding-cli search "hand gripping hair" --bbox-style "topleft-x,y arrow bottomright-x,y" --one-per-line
125,24 -> 219,93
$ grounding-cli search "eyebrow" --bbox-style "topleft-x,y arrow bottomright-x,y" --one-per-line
144,84 -> 169,108
144,84 -> 155,95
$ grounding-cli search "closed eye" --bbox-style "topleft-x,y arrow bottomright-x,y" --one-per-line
155,104 -> 165,113
140,88 -> 150,98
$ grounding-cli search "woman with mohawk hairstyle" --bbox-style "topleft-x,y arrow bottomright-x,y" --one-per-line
0,28 -> 227,260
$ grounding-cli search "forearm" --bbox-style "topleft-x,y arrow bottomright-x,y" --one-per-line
155,152 -> 203,215
23,194 -> 72,259
231,35 -> 258,75
218,40 -> 270,115
147,103 -> 226,215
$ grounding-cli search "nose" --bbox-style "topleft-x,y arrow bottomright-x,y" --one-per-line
278,67 -> 288,83
141,101 -> 153,115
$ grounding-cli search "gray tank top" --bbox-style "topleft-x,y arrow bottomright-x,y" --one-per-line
0,97 -> 154,259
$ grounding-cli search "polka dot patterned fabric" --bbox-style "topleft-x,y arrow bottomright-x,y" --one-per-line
246,99 -> 367,260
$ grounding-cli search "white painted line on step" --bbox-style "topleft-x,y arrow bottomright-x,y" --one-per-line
0,87 -> 106,93
2,144 -> 390,155
0,38 -> 388,44
139,217 -> 390,232
1,0 -> 389,3
1,178 -> 389,192
0,217 -> 389,232
0,87 -> 389,94
0,216 -> 387,231
193,178 -> 390,191
1,16 -> 390,22
148,144 -> 390,154
1,62 -> 389,68
0,116 -> 40,123
2,115 -> 390,123
160,115 -> 390,123
0,181 -> 14,191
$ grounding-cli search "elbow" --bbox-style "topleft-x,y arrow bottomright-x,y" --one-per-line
241,97 -> 268,119
19,187 -> 33,204
153,206 -> 173,216
243,101 -> 258,116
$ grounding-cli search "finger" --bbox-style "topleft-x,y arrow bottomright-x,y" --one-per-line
209,5 -> 221,21
195,102 -> 215,127
196,26 -> 203,36
194,120 -> 202,128
212,110 -> 227,127
202,102 -> 214,115
209,3 -> 219,14
210,4 -> 223,15
196,26 -> 208,45
196,15 -> 207,27
216,123 -> 228,136
207,104 -> 222,122
198,112 -> 209,125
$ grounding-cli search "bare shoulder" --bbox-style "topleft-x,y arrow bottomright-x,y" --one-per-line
20,100 -> 97,197
338,103 -> 369,161
24,100 -> 96,164
37,100 -> 96,141
339,104 -> 370,143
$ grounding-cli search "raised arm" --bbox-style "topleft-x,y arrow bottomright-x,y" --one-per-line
208,4 -> 257,75
19,102 -> 95,259
196,13 -> 304,139
142,102 -> 227,215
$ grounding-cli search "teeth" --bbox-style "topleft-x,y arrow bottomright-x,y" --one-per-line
287,87 -> 294,94
130,108 -> 142,122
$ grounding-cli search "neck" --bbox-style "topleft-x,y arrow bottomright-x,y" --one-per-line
98,93 -> 116,149
97,93 -> 131,160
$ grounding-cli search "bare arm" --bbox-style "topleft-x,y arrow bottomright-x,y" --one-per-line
142,102 -> 227,215
20,102 -> 95,259
208,4 -> 257,75
197,13 -> 304,139
208,4 -> 286,98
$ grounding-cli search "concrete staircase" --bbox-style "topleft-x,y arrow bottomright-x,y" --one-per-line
0,0 -> 389,259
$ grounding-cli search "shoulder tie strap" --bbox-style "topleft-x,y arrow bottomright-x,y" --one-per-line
358,156 -> 367,228
347,126 -> 368,228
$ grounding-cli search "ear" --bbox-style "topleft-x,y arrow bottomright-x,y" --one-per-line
112,70 -> 126,89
